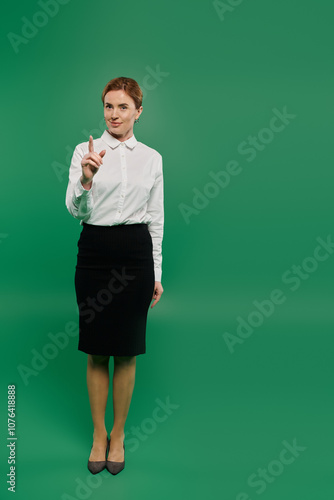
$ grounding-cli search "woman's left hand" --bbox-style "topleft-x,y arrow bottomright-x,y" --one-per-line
151,281 -> 164,308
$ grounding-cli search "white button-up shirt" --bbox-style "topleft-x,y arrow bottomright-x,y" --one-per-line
65,130 -> 164,282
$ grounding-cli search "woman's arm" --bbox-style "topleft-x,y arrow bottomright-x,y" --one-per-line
65,145 -> 95,222
147,154 -> 164,282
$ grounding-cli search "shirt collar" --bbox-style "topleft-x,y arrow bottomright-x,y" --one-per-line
101,129 -> 137,150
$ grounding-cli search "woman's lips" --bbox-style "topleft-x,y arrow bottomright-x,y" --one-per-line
111,122 -> 121,127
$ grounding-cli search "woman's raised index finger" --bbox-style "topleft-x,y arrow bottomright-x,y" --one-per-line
88,135 -> 94,152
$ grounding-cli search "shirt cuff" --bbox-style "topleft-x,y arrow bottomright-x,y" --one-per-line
74,177 -> 93,197
154,269 -> 162,282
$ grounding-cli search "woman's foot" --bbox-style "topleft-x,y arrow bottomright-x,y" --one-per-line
107,430 -> 125,462
89,431 -> 109,461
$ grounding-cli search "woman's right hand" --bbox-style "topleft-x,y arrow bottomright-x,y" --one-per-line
81,135 -> 106,184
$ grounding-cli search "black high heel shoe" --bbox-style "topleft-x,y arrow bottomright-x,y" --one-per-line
87,436 -> 110,474
106,441 -> 125,475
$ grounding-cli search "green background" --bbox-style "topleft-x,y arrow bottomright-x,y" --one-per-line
1,0 -> 333,498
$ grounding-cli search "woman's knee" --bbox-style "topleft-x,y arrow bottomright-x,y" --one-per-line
88,354 -> 110,366
113,355 -> 136,365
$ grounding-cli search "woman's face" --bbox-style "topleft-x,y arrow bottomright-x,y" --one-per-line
104,89 -> 142,140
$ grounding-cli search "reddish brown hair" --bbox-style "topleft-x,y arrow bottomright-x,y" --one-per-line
101,77 -> 143,109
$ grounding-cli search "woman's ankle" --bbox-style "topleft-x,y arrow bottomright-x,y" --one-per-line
93,429 -> 108,440
110,429 -> 125,441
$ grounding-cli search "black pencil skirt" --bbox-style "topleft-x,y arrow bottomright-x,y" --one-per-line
74,222 -> 155,356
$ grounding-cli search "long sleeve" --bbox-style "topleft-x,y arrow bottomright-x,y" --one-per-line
65,145 -> 95,222
147,155 -> 164,282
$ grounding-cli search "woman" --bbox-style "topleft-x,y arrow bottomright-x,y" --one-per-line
65,77 -> 164,475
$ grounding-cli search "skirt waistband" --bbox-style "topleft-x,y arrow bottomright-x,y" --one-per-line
82,222 -> 148,230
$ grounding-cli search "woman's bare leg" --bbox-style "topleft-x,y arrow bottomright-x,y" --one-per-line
87,354 -> 110,461
108,355 -> 136,462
